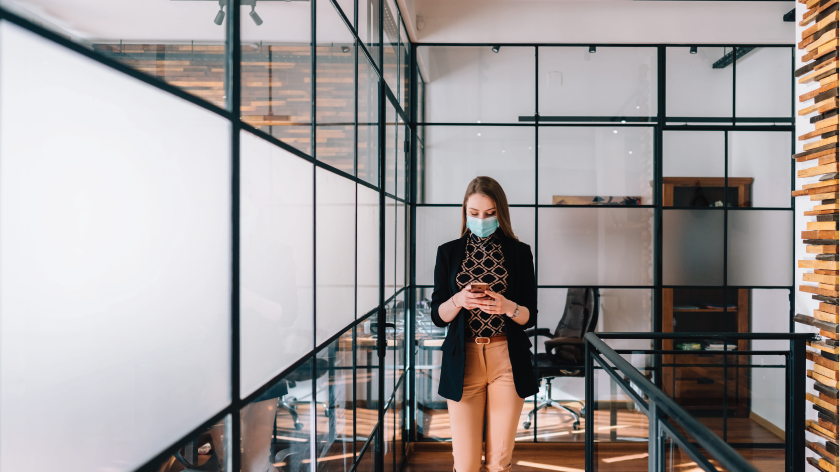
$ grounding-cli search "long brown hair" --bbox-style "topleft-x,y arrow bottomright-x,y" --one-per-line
460,176 -> 518,240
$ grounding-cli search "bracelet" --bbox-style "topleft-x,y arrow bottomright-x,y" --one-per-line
451,297 -> 460,309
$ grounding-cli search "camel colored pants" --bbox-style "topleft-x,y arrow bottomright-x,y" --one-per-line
447,340 -> 525,472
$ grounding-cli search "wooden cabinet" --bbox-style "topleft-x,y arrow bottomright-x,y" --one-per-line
661,177 -> 753,417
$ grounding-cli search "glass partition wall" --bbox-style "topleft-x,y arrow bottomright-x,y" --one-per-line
0,1 -> 409,472
0,1 -> 797,469
412,44 -> 794,459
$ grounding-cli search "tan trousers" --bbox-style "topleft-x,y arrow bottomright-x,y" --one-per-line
447,340 -> 525,472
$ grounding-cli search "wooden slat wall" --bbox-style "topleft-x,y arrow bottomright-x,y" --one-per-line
797,1 -> 840,469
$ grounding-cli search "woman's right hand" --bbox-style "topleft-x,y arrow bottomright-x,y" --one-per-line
453,285 -> 489,310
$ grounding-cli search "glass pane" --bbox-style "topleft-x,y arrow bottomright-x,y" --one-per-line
666,47 -> 733,120
355,434 -> 376,472
395,380 -> 406,468
663,210 -> 724,286
395,290 -> 407,381
358,55 -> 380,187
664,131 -> 724,184
539,127 -> 654,205
400,22 -> 410,113
385,297 -> 396,403
414,287 -> 449,441
415,206 -> 537,285
317,168 -> 356,345
333,0 -> 355,29
0,23 -> 231,472
150,416 -> 231,472
356,313 -> 381,438
0,0 -> 227,108
386,100 -> 398,195
249,361 -> 313,472
727,210 -> 793,286
538,47 -> 658,118
358,185 -> 381,318
590,364 -> 649,466
316,0 -> 356,173
735,47 -> 793,119
397,201 -> 406,291
397,119 -> 407,199
728,132 -> 792,208
384,406 -> 395,472
315,329 -> 355,471
241,130 -> 314,396
386,197 -> 397,302
421,46 -> 535,123
241,2 -> 312,155
358,0 -> 380,68
537,208 -> 654,286
382,0 -> 400,97
421,126 -> 536,204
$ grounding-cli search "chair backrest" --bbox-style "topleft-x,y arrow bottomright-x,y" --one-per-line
552,288 -> 600,340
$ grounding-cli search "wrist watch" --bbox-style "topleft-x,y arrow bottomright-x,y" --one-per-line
508,303 -> 519,319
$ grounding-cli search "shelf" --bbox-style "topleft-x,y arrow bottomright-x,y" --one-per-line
673,308 -> 739,313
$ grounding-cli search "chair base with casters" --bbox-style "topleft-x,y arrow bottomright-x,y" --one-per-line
522,376 -> 585,430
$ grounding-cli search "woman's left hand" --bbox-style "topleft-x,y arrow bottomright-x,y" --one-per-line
479,290 -> 516,317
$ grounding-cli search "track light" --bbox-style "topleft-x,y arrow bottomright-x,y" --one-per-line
249,3 -> 263,25
589,45 -> 596,53
341,46 -> 350,53
491,45 -> 500,53
690,46 -> 698,54
213,1 -> 225,25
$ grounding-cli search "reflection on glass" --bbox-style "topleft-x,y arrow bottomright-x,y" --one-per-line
663,210 -> 724,286
385,197 -> 397,302
385,299 -> 397,403
590,358 -> 649,466
245,360 -> 313,472
315,329 -> 355,472
355,434 -> 376,472
538,47 -> 657,118
355,313 -> 380,438
358,55 -> 381,186
394,291 -> 407,381
241,130 -> 314,396
316,168 -> 356,346
666,47 -> 733,119
241,2 -> 312,154
1,0 -> 228,108
397,119 -> 407,199
420,46 -> 535,123
384,405 -> 395,472
397,202 -> 406,291
539,127 -> 654,205
727,211 -> 793,286
538,208 -> 654,286
385,101 -> 398,195
315,0 -> 356,173
395,380 -> 405,469
422,126 -> 536,204
153,416 -> 231,472
735,47 -> 793,119
400,22 -> 410,113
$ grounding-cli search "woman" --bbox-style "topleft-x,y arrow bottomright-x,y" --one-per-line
430,176 -> 538,472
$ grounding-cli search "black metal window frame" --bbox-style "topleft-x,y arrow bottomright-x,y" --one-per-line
407,43 -> 797,443
0,1 -> 413,471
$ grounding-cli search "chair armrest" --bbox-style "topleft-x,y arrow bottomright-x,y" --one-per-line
523,327 -> 553,337
544,337 -> 584,349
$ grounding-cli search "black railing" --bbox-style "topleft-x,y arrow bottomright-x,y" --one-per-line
584,332 -> 814,472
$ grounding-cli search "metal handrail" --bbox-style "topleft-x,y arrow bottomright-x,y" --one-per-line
584,332 -> 815,472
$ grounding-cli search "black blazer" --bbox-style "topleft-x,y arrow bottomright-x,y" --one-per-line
430,232 -> 539,401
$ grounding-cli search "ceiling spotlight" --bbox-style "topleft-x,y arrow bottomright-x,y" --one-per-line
589,45 -> 596,53
491,45 -> 501,53
214,2 -> 225,25
249,4 -> 263,26
690,46 -> 698,54
341,46 -> 350,53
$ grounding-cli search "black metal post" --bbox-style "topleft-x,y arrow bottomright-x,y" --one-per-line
585,342 -> 595,472
789,338 -> 806,472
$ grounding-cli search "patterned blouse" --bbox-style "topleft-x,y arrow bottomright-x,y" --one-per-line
456,231 -> 509,338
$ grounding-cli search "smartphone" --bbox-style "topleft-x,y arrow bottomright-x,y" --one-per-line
470,283 -> 489,293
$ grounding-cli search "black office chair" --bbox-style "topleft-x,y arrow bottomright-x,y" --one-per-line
524,288 -> 600,430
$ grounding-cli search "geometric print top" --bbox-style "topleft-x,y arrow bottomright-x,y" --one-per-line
455,231 -> 509,338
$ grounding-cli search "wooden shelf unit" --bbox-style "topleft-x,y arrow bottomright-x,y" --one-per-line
661,177 -> 752,417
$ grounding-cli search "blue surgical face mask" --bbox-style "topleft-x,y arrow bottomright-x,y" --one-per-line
466,215 -> 499,238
